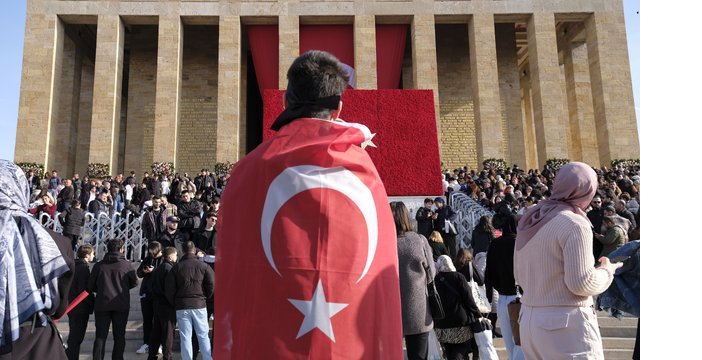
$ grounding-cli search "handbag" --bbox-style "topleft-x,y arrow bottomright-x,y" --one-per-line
473,319 -> 499,360
469,265 -> 492,313
507,284 -> 523,346
423,247 -> 444,320
444,219 -> 458,235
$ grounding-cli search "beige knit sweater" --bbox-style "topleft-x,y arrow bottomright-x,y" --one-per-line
514,210 -> 614,307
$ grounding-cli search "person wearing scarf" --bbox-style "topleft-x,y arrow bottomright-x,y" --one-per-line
514,162 -> 622,359
0,160 -> 74,359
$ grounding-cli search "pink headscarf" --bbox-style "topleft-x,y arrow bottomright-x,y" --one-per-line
516,162 -> 598,250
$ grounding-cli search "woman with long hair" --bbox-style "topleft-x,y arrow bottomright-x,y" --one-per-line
392,201 -> 436,360
427,231 -> 449,262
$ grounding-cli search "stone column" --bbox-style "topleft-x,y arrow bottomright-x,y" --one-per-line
469,14 -> 503,163
520,70 -> 538,170
51,36 -> 82,176
563,41 -> 599,166
279,16 -> 299,89
153,16 -> 183,167
217,16 -> 242,163
14,14 -> 64,169
527,12 -> 568,166
354,15 -> 377,89
411,14 -> 440,133
585,11 -> 640,164
496,23 -> 526,168
89,15 -> 125,174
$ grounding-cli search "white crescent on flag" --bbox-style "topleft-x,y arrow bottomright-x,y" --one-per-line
260,165 -> 378,283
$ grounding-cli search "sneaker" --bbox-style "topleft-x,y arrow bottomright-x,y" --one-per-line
158,346 -> 163,355
136,343 -> 149,354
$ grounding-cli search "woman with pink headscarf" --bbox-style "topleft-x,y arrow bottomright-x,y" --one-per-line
514,162 -> 623,359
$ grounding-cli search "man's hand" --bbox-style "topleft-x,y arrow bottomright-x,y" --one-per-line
598,256 -> 624,275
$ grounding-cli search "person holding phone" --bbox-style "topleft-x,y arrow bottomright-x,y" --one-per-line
136,242 -> 165,354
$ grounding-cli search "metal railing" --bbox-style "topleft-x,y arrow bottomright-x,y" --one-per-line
449,192 -> 494,250
39,211 -> 145,261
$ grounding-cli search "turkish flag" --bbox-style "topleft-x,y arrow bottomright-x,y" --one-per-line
214,118 -> 404,359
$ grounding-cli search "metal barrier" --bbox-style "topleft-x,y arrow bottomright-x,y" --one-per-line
39,212 -> 145,261
449,192 -> 494,250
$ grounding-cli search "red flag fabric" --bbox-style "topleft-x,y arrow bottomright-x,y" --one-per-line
54,290 -> 88,322
214,118 -> 404,359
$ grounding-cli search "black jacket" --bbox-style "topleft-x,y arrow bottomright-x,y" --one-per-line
433,206 -> 456,235
142,207 -> 167,241
88,198 -> 108,217
69,258 -> 94,315
88,252 -> 138,312
151,260 -> 175,305
48,231 -> 75,319
165,253 -> 214,310
433,271 -> 482,330
158,230 -> 186,251
484,234 -> 519,299
193,228 -> 216,255
137,255 -> 165,295
470,229 -> 494,255
428,241 -> 449,261
177,200 -> 201,230
59,207 -> 85,236
415,207 -> 434,238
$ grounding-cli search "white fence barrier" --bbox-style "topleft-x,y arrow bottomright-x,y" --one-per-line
39,212 -> 145,261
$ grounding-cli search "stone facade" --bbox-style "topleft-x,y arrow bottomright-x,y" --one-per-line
15,0 -> 640,176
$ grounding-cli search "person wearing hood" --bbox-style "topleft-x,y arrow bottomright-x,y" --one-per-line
87,239 -> 138,360
484,214 -> 525,360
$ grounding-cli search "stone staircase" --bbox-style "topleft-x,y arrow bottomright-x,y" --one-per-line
56,264 -> 637,359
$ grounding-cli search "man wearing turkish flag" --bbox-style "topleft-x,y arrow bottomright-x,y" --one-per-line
214,50 -> 404,358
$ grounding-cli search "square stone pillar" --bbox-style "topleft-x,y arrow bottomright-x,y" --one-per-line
279,16 -> 299,89
469,14 -> 504,163
15,14 -> 64,169
585,11 -> 640,164
153,16 -> 183,167
411,14 -> 440,133
527,12 -> 568,166
52,37 -> 82,176
496,23 -> 526,169
354,15 -> 377,89
563,41 -> 599,166
217,16 -> 242,163
89,15 -> 125,174
520,69 -> 539,170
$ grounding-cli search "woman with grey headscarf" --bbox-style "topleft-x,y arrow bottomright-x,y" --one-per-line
0,160 -> 74,359
514,162 -> 623,359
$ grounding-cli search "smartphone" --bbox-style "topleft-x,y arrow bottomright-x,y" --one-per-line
610,255 -> 631,263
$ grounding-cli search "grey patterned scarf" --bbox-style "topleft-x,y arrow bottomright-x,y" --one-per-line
0,160 -> 69,347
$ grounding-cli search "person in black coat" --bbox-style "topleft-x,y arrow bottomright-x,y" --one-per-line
177,191 -> 202,241
193,212 -> 217,255
87,239 -> 138,360
136,242 -> 165,354
432,197 -> 457,260
158,216 -> 186,254
415,198 -> 435,239
148,247 -> 178,360
587,195 -> 605,262
433,255 -> 484,360
59,200 -> 86,249
484,214 -> 525,360
65,244 -> 95,360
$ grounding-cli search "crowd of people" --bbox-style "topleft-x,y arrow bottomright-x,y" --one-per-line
396,161 -> 640,360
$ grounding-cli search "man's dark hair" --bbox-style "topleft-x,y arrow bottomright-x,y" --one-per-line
181,190 -> 190,196
286,50 -> 349,119
77,244 -> 94,259
107,239 -> 124,253
424,198 -> 434,204
71,199 -> 81,207
163,246 -> 178,258
183,241 -> 196,254
148,241 -> 162,252
206,211 -> 218,220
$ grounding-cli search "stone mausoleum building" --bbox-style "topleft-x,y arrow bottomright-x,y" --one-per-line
15,0 -> 639,176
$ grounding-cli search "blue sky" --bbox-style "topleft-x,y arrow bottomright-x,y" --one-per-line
0,1 -> 640,161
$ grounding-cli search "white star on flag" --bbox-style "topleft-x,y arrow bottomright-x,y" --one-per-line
361,133 -> 377,150
288,280 -> 349,342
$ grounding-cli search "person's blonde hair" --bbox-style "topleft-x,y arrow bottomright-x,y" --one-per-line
428,231 -> 444,244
